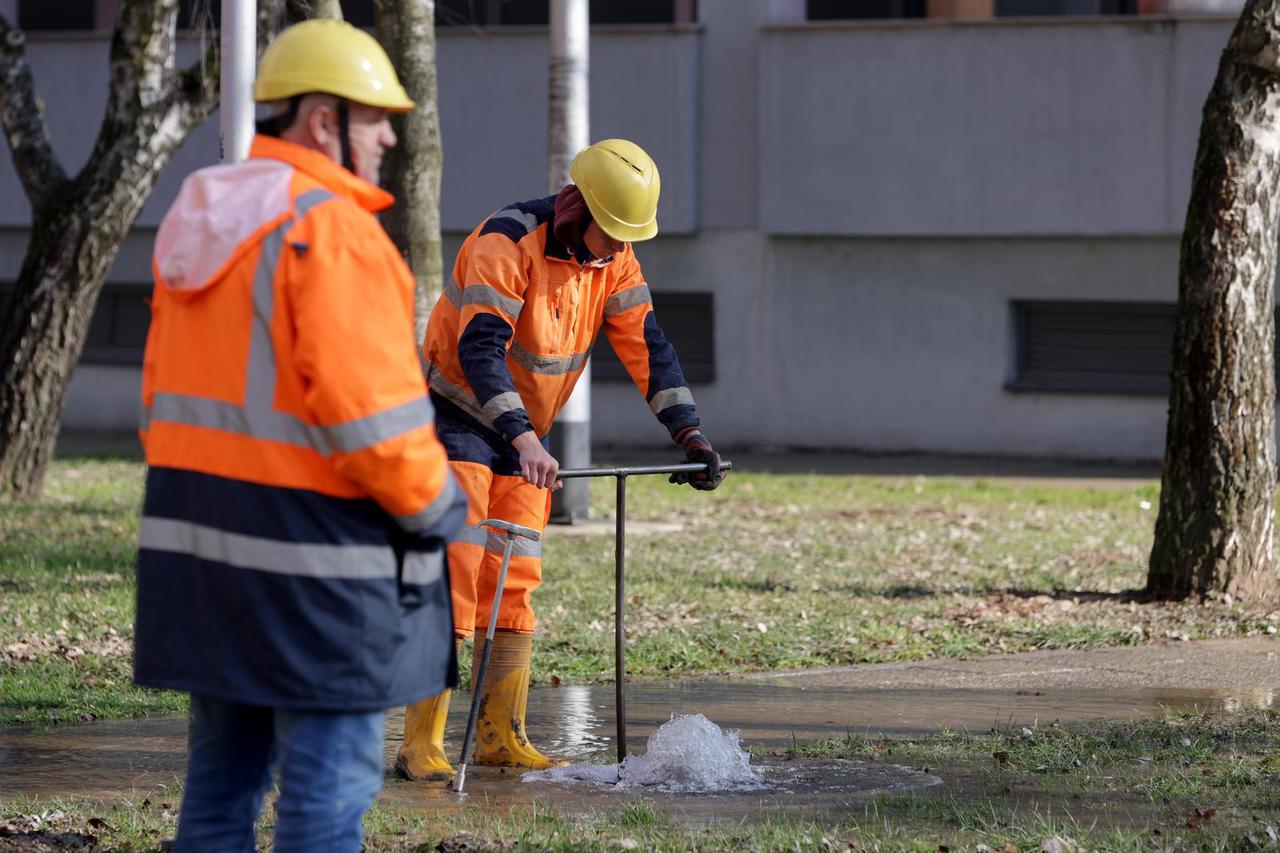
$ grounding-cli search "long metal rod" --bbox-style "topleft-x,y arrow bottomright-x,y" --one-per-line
614,474 -> 627,765
559,460 -> 733,479
454,537 -> 516,794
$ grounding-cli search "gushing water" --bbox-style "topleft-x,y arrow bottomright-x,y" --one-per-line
524,713 -> 766,793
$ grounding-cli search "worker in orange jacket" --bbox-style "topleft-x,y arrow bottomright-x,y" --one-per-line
396,139 -> 725,779
133,21 -> 465,850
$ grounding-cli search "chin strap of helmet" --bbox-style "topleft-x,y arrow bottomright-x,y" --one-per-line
338,99 -> 355,174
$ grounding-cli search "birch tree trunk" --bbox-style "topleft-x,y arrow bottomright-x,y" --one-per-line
375,0 -> 444,338
1149,0 -> 1280,604
0,1 -> 217,499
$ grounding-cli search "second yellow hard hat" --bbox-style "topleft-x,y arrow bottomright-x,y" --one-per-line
569,139 -> 661,243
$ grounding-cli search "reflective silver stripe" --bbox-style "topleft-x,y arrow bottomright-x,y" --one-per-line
444,279 -> 524,319
325,395 -> 435,454
394,471 -> 462,534
144,188 -> 442,459
452,525 -> 490,548
482,391 -> 526,424
649,386 -> 695,415
403,550 -> 444,585
139,516 -> 396,580
486,531 -> 542,558
489,207 -> 538,234
451,524 -> 542,557
143,188 -> 340,452
426,365 -> 492,427
294,188 -> 333,218
148,392 -> 327,450
509,342 -> 590,376
605,284 -> 652,316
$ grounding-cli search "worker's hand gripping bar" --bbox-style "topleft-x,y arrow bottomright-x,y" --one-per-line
453,519 -> 540,794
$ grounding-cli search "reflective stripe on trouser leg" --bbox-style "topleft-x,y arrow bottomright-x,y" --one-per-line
473,474 -> 552,635
445,461 -> 494,639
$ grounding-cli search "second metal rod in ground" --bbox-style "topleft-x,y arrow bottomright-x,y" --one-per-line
614,473 -> 627,766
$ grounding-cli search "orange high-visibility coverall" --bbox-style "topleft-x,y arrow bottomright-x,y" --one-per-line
423,196 -> 701,638
135,136 -> 466,709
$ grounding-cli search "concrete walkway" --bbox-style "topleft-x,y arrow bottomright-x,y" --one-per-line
2,639 -> 1276,805
748,637 -> 1280,692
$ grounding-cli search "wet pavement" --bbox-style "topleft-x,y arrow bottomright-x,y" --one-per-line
3,638 -> 1277,817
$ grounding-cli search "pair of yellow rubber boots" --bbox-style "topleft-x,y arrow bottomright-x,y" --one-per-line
395,631 -> 562,780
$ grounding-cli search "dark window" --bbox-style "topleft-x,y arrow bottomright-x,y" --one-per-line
995,0 -> 1136,14
178,0 -> 221,29
436,0 -> 692,27
18,0 -> 95,30
82,285 -> 152,365
0,284 -> 151,367
1007,300 -> 1175,395
345,0 -> 376,26
591,292 -> 714,383
806,0 -> 925,19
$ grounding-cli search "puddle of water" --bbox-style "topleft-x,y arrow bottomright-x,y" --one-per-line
524,713 -> 766,792
1,681 -> 1273,815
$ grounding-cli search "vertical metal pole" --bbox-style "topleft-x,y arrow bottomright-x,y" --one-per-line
547,0 -> 592,523
614,474 -> 627,764
220,0 -> 255,163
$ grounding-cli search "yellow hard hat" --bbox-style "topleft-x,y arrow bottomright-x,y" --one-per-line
569,139 -> 660,242
253,19 -> 415,111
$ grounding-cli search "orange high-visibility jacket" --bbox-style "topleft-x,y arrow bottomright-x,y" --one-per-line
134,136 -> 465,710
423,195 -> 700,443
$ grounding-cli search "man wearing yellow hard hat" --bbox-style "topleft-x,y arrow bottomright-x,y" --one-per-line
133,20 -> 465,850
400,139 -> 726,779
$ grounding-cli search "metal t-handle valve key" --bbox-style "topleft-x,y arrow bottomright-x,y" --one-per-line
453,518 -> 541,794
558,458 -> 732,764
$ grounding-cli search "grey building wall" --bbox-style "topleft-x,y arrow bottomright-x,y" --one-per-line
0,9 -> 1242,460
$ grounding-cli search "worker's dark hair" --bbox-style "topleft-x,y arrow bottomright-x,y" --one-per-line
255,95 -> 304,137
255,94 -> 355,173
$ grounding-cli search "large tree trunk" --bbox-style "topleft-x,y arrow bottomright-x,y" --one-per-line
0,1 -> 217,499
1149,0 -> 1280,604
375,0 -> 443,339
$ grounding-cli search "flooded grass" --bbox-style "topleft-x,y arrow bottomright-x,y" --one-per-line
3,711 -> 1276,851
3,460 -> 1280,725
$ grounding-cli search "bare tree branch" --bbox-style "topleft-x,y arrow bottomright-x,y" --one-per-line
0,14 -> 69,210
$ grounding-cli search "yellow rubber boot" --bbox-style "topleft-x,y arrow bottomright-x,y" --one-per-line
395,640 -> 461,780
395,687 -> 454,780
472,631 -> 566,769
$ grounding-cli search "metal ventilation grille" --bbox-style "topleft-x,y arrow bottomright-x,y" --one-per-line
592,291 -> 715,384
82,285 -> 152,365
1008,300 -> 1176,396
18,0 -> 95,30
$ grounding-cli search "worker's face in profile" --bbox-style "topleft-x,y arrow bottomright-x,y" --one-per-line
583,220 -> 627,262
342,103 -> 397,186
305,96 -> 397,185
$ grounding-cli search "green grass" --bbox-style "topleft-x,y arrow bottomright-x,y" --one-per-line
4,711 -> 1277,851
0,460 -> 183,725
2,459 -> 1276,724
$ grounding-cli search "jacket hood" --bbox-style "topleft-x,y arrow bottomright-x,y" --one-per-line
154,136 -> 395,293
154,158 -> 295,293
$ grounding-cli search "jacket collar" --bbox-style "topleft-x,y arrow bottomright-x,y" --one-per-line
249,135 -> 395,213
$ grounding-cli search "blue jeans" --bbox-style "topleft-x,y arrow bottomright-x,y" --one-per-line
174,694 -> 385,853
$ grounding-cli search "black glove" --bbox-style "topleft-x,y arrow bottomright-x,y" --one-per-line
669,430 -> 725,491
